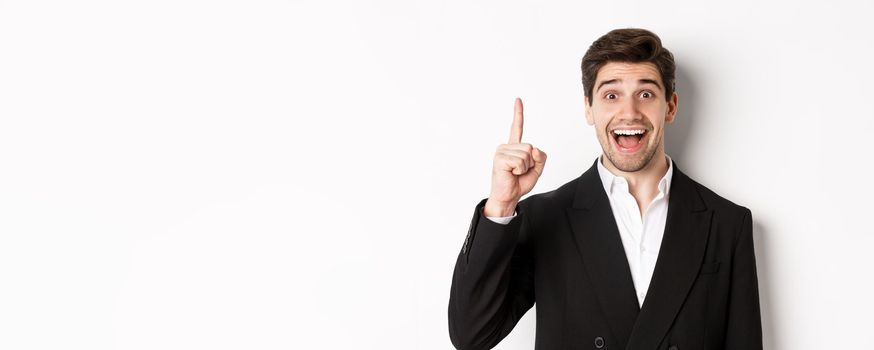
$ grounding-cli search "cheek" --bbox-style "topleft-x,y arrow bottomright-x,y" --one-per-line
592,106 -> 618,125
591,110 -> 610,125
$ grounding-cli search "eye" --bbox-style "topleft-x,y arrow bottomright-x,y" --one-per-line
640,90 -> 654,99
605,93 -> 618,100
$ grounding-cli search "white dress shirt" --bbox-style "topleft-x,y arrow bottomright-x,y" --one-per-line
485,154 -> 674,307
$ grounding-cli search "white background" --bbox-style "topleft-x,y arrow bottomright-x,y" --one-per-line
1,0 -> 873,349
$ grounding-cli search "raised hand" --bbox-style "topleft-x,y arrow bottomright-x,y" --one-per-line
484,97 -> 547,217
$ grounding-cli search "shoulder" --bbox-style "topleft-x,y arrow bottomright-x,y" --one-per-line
686,175 -> 753,240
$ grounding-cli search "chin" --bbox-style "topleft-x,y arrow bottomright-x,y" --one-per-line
610,156 -> 648,172
605,146 -> 658,173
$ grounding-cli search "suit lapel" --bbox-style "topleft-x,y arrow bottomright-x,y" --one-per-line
565,158 -> 712,350
625,160 -> 712,349
565,159 -> 640,350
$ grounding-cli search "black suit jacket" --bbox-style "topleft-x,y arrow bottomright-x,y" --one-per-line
448,158 -> 762,350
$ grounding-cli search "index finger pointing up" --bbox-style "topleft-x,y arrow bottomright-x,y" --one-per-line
509,97 -> 524,144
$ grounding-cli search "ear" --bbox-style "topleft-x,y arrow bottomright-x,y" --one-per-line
584,96 -> 594,125
665,92 -> 678,124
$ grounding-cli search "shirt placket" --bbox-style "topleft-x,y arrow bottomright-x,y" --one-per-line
627,193 -> 645,302
638,189 -> 665,301
616,180 -> 646,303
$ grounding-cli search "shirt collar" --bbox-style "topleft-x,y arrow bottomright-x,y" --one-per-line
596,153 -> 674,196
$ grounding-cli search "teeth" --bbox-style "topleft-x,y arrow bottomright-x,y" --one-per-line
613,129 -> 646,135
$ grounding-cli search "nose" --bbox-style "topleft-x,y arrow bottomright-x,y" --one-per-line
618,97 -> 644,121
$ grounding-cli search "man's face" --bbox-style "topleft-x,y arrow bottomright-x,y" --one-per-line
585,61 -> 678,173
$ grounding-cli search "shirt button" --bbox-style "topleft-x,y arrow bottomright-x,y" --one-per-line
640,246 -> 646,253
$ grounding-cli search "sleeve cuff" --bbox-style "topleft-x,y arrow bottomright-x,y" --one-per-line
484,211 -> 517,225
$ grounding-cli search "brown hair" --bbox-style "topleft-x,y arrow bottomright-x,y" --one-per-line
581,28 -> 676,106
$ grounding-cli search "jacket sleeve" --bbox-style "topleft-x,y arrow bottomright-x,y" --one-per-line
724,208 -> 764,349
448,197 -> 535,350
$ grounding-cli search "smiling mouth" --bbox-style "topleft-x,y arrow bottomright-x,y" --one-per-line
610,129 -> 648,152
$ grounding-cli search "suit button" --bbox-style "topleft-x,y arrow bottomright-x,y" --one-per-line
594,336 -> 605,348
668,345 -> 678,350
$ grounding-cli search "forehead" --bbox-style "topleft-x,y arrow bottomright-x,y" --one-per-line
595,61 -> 663,90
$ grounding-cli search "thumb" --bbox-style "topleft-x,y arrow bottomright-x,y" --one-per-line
532,148 -> 547,176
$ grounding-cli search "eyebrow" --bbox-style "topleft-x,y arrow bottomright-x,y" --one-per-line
596,78 -> 663,93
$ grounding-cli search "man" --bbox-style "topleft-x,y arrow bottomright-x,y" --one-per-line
448,28 -> 763,350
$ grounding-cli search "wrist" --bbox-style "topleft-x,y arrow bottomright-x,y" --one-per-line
484,199 -> 517,217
